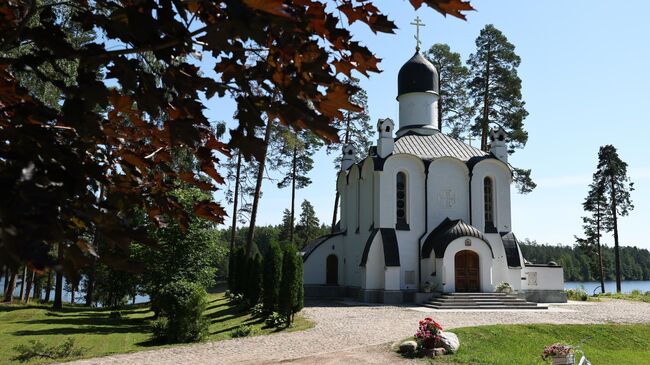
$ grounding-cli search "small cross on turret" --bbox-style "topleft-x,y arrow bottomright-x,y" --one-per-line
410,16 -> 426,52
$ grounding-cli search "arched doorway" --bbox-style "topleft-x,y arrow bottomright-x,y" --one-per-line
326,255 -> 338,285
455,250 -> 479,292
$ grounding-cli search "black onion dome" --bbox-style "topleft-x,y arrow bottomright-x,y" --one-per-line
397,52 -> 439,97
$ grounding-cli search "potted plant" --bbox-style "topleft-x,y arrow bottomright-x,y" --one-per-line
541,343 -> 575,365
495,281 -> 513,294
414,317 -> 443,357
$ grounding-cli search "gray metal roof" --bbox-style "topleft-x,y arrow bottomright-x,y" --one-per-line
393,132 -> 488,161
421,218 -> 494,259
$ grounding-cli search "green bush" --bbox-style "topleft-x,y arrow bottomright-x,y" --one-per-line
263,240 -> 283,312
244,253 -> 263,306
565,288 -> 589,301
12,337 -> 86,363
153,280 -> 209,343
264,312 -> 288,328
279,244 -> 304,324
230,325 -> 255,338
251,303 -> 265,318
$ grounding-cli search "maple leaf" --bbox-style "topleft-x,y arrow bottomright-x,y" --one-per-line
319,85 -> 362,119
409,0 -> 474,20
242,0 -> 291,18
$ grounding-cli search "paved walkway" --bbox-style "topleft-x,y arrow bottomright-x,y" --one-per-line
63,299 -> 650,365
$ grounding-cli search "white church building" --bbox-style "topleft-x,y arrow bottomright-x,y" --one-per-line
301,50 -> 565,304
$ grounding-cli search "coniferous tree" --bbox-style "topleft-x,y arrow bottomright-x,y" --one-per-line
263,240 -> 283,312
425,44 -> 473,138
278,209 -> 293,241
244,253 -> 263,306
270,129 -> 322,244
577,180 -> 612,293
295,200 -> 321,248
595,145 -> 634,293
279,244 -> 303,324
467,25 -> 534,194
325,78 -> 373,230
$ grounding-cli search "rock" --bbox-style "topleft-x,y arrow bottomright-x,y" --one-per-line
398,340 -> 417,356
438,331 -> 460,354
433,347 -> 446,356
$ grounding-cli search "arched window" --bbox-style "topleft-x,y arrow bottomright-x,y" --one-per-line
396,172 -> 408,229
484,177 -> 496,232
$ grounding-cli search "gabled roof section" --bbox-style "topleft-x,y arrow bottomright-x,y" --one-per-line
360,228 -> 400,267
301,231 -> 345,262
500,232 -> 522,268
422,218 -> 493,259
394,132 -> 488,162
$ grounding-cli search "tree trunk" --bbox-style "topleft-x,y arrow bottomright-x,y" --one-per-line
289,146 -> 297,244
53,243 -> 64,310
44,270 -> 52,303
610,177 -> 622,293
331,191 -> 340,233
2,269 -> 17,303
331,114 -> 351,233
596,203 -> 605,294
480,46 -> 492,151
70,285 -> 75,304
86,185 -> 103,306
33,274 -> 41,302
24,270 -> 35,303
3,266 -> 8,294
18,266 -> 26,301
229,151 -> 242,256
246,119 -> 274,257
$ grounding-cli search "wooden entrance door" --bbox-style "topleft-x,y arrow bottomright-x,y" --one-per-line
326,255 -> 338,285
455,250 -> 479,292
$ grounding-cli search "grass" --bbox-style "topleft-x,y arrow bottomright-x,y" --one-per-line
597,290 -> 650,303
399,324 -> 650,365
0,292 -> 313,364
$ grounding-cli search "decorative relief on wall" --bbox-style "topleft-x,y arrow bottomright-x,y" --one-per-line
438,189 -> 456,209
527,272 -> 538,286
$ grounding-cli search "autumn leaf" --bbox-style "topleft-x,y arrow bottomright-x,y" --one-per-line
410,0 -> 474,20
242,0 -> 291,18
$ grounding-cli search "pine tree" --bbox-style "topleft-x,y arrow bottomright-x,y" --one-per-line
467,25 -> 534,194
595,145 -> 634,293
270,129 -> 322,244
425,44 -> 473,138
262,240 -> 283,312
577,180 -> 612,293
295,200 -> 321,248
278,209 -> 293,241
325,78 -> 373,230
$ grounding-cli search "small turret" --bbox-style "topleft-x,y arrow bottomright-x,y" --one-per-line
489,126 -> 508,163
376,118 -> 395,158
341,143 -> 356,171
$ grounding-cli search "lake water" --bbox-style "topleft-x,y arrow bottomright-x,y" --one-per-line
0,276 -> 149,305
565,280 -> 650,294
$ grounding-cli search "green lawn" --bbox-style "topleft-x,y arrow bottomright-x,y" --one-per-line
597,291 -> 650,303
407,323 -> 650,364
0,292 -> 313,364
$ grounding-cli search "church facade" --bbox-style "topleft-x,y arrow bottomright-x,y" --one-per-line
301,51 -> 565,304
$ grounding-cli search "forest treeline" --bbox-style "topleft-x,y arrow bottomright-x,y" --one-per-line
519,240 -> 650,282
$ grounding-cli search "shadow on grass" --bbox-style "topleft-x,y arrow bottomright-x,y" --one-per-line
13,322 -> 150,336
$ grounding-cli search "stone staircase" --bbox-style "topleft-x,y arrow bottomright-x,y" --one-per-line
423,292 -> 547,310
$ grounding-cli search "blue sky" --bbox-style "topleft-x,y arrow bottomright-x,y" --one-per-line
210,1 -> 650,250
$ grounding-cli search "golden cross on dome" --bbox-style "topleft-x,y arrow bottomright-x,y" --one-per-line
410,16 -> 426,52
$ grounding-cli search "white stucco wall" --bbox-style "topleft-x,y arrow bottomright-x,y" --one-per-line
303,236 -> 344,285
427,157 -> 470,228
522,266 -> 564,290
362,232 -> 384,290
470,159 -> 512,233
380,154 -> 426,290
441,237 -> 494,293
397,92 -> 439,130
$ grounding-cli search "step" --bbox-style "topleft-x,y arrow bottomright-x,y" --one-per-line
423,304 -> 547,310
